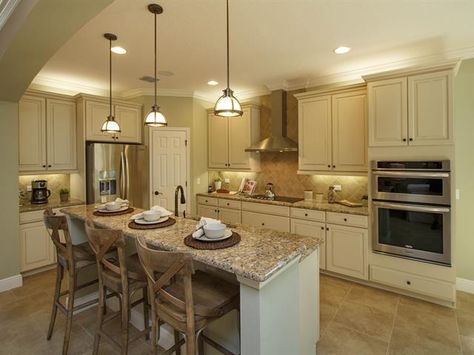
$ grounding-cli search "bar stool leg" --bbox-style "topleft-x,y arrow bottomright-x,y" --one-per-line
197,331 -> 204,355
143,288 -> 150,340
63,273 -> 76,355
120,294 -> 130,355
185,331 -> 196,355
47,263 -> 63,340
93,286 -> 106,355
174,330 -> 182,355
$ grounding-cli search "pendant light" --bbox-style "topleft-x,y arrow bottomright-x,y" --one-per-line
214,0 -> 243,117
144,4 -> 167,127
101,33 -> 121,133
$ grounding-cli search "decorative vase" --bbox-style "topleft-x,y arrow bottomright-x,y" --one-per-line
214,181 -> 222,191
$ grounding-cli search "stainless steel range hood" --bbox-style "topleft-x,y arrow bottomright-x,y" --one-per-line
245,90 -> 298,152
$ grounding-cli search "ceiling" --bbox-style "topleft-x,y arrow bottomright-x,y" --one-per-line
31,0 -> 474,101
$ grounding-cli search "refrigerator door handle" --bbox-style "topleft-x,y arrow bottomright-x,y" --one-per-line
120,152 -> 126,200
124,150 -> 130,200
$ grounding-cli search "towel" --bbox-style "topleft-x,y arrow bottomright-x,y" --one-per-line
192,217 -> 222,239
96,198 -> 130,210
130,205 -> 173,220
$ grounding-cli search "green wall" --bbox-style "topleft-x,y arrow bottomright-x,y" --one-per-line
454,58 -> 474,281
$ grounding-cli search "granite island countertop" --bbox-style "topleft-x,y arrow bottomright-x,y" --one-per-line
20,198 -> 85,213
197,192 -> 369,216
61,205 -> 322,283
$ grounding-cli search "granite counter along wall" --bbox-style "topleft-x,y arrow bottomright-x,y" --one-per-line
18,174 -> 71,204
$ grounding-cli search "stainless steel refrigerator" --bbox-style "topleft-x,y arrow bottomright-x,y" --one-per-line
86,142 -> 148,208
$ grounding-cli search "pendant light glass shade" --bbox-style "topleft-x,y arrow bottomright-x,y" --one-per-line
145,4 -> 167,127
214,0 -> 242,118
101,33 -> 121,134
214,88 -> 242,117
144,104 -> 167,127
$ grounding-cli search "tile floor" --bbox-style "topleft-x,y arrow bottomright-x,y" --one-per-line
0,270 -> 473,354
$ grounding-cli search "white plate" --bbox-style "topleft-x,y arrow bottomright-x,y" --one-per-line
195,229 -> 233,242
97,206 -> 129,213
134,216 -> 169,225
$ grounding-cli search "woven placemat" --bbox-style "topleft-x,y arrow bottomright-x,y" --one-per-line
184,232 -> 241,250
93,207 -> 135,217
128,217 -> 176,230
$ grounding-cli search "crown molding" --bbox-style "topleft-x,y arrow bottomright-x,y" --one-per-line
0,0 -> 21,31
30,75 -> 108,96
120,87 -> 195,99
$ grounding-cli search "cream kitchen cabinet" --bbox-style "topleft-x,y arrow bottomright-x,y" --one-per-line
365,66 -> 454,147
208,105 -> 260,171
197,197 -> 242,224
242,211 -> 290,233
83,98 -> 143,143
197,205 -> 219,220
295,87 -> 367,174
291,218 -> 326,270
19,94 -> 77,173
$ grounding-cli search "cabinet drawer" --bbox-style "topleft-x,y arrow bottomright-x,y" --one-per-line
370,265 -> 455,301
241,202 -> 289,217
197,196 -> 218,207
218,207 -> 241,225
218,198 -> 241,210
20,208 -> 62,224
242,211 -> 290,233
326,212 -> 368,228
290,208 -> 325,222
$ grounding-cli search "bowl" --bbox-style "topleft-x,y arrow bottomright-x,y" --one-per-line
203,223 -> 226,239
143,209 -> 161,222
105,201 -> 122,211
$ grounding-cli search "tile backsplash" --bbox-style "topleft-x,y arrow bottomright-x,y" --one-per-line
209,153 -> 367,202
19,174 -> 70,203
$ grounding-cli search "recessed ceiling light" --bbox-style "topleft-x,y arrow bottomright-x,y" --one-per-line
111,46 -> 127,54
207,80 -> 219,86
334,46 -> 351,54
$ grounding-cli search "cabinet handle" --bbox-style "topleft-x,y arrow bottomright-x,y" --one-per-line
406,280 -> 411,286
261,222 -> 265,226
326,227 -> 329,231
154,191 -> 162,196
48,165 -> 52,168
327,165 -> 331,168
402,138 -> 407,142
205,199 -> 208,202
409,138 -> 413,142
343,218 -> 347,222
332,165 -> 336,168
215,209 -> 219,213
227,203 -> 230,206
304,213 -> 308,217
320,226 -> 324,230
42,165 -> 46,168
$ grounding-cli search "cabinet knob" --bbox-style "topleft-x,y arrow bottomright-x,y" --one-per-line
320,226 -> 324,230
227,203 -> 230,206
154,191 -> 161,196
205,199 -> 208,203
327,165 -> 331,168
402,138 -> 407,142
215,209 -> 218,213
305,213 -> 308,217
409,138 -> 413,142
42,165 -> 46,168
406,280 -> 411,286
261,222 -> 265,226
48,165 -> 52,168
343,218 -> 347,222
326,227 -> 329,231
332,165 -> 336,168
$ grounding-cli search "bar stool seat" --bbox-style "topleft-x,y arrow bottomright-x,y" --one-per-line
100,254 -> 147,293
55,242 -> 96,270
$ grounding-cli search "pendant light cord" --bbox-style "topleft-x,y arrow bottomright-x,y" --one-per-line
226,0 -> 230,89
154,11 -> 157,108
109,37 -> 113,118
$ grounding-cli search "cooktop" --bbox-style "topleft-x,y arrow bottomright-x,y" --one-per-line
249,195 -> 303,203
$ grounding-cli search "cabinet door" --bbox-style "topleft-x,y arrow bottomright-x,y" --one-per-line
228,108 -> 251,169
298,96 -> 332,171
208,114 -> 229,169
18,96 -> 47,171
218,207 -> 242,225
46,99 -> 77,171
367,78 -> 408,146
332,91 -> 368,172
115,105 -> 142,143
85,100 -> 115,142
20,222 -> 55,272
197,205 -> 219,219
242,211 -> 290,233
408,71 -> 452,145
326,224 -> 368,280
291,219 -> 326,270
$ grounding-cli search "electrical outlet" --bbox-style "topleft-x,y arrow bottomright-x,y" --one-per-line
224,178 -> 230,183
456,189 -> 460,200
197,178 -> 201,185
26,185 -> 32,192
333,185 -> 342,192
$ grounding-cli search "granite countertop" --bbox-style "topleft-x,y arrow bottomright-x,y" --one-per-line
20,198 -> 85,213
61,205 -> 322,283
197,192 -> 369,216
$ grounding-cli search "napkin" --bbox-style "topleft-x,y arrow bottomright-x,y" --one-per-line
130,205 -> 173,220
192,217 -> 222,239
96,198 -> 130,210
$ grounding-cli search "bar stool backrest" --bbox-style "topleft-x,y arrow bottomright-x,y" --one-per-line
43,208 -> 74,267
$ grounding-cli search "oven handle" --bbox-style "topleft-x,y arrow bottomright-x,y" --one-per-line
373,201 -> 450,213
372,171 -> 450,178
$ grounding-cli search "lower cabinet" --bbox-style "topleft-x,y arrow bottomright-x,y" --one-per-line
20,220 -> 55,272
197,204 -> 241,224
326,223 -> 368,280
241,211 -> 290,233
291,219 -> 326,270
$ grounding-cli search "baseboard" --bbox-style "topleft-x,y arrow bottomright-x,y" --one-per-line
457,277 -> 474,294
0,274 -> 23,293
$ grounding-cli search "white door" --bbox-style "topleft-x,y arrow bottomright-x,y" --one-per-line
150,129 -> 188,214
115,105 -> 142,143
367,77 -> 408,147
228,108 -> 251,169
290,219 -> 326,270
208,114 -> 229,169
298,96 -> 332,171
332,91 -> 368,172
46,99 -> 77,171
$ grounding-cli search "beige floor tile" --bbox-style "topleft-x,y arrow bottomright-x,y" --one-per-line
332,301 -> 394,341
457,310 -> 474,338
320,302 -> 338,335
461,335 -> 474,355
347,283 -> 399,314
320,274 -> 353,291
399,295 -> 455,317
458,291 -> 474,316
388,325 -> 461,355
317,323 -> 388,355
320,282 -> 350,308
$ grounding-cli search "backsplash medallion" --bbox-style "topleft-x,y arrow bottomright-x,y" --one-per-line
19,174 -> 71,204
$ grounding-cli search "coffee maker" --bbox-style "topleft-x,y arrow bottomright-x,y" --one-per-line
31,180 -> 51,204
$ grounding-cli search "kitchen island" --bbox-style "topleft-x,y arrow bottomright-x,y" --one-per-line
61,205 -> 322,355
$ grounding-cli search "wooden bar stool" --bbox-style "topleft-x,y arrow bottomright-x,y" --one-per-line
135,235 -> 240,355
84,218 -> 150,355
43,208 -> 99,355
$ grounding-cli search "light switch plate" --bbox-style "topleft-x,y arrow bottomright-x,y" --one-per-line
224,178 -> 230,183
333,185 -> 342,192
26,185 -> 32,192
197,178 -> 201,185
456,189 -> 460,200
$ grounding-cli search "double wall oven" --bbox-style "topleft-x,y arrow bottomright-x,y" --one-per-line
371,160 -> 451,265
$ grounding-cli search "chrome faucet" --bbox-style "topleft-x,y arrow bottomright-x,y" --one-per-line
175,185 -> 186,217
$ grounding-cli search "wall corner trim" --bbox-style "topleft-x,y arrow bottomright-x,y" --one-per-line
0,274 -> 22,292
456,277 -> 474,294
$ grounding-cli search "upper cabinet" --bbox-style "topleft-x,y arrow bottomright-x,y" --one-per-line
19,94 -> 77,173
79,96 -> 143,143
365,64 -> 455,147
208,105 -> 260,171
296,87 -> 368,174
